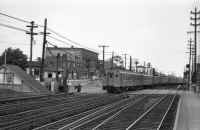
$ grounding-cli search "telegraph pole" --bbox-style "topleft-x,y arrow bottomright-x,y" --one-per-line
187,31 -> 200,75
99,45 -> 109,72
40,18 -> 47,82
56,53 -> 60,81
188,38 -> 193,88
129,56 -> 132,71
63,54 -> 69,93
190,7 -> 200,83
143,61 -> 146,74
4,49 -> 7,65
26,21 -> 38,76
123,53 -> 127,70
111,51 -> 114,69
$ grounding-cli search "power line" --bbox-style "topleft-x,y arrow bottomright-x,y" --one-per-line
0,42 -> 30,46
37,22 -> 99,53
47,35 -> 72,46
0,11 -> 30,23
47,28 -> 83,46
45,27 -> 99,52
0,11 -> 98,53
0,22 -> 28,32
47,41 -> 58,48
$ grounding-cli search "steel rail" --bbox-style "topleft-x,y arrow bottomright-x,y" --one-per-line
57,95 -> 143,130
0,94 -> 94,116
92,95 -> 146,130
1,95 -> 123,129
156,95 -> 177,130
126,95 -> 167,130
63,95 -> 146,130
0,94 -> 98,122
33,95 -> 135,130
69,103 -> 130,130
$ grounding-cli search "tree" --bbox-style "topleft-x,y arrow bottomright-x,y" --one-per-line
0,48 -> 28,70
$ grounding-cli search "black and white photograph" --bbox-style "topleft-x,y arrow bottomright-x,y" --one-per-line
0,0 -> 198,129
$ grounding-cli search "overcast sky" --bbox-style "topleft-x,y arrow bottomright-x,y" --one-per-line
0,0 -> 199,76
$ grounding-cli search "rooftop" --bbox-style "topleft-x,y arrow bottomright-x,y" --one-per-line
46,47 -> 99,55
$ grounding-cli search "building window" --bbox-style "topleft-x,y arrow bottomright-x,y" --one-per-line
48,73 -> 52,78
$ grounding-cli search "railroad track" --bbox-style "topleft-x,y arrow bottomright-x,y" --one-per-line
70,94 -> 164,130
0,93 -> 97,116
0,94 -> 126,130
0,93 -> 67,104
33,94 -> 162,130
33,94 -> 143,130
42,94 -> 179,130
126,95 -> 179,130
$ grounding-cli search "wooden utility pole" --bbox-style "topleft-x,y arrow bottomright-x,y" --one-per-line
188,38 -> 193,88
123,53 -> 127,70
56,53 -> 60,81
4,49 -> 7,65
40,18 -> 47,82
63,54 -> 69,93
129,56 -> 132,71
190,7 -> 200,83
111,51 -> 114,69
99,45 -> 109,72
143,61 -> 146,74
26,21 -> 38,76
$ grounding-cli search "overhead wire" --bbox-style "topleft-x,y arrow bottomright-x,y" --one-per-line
0,11 -> 99,53
47,35 -> 72,46
0,22 -> 28,33
0,41 -> 29,46
45,27 -> 99,53
46,41 -> 58,48
0,11 -> 30,23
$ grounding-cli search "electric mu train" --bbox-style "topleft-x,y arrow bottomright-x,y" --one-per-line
102,69 -> 184,93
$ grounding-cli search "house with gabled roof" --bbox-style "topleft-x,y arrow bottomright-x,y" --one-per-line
0,64 -> 50,94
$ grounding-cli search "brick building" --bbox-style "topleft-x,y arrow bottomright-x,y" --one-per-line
45,47 -> 98,79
